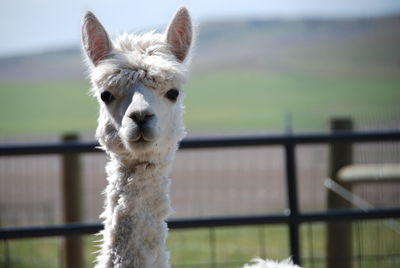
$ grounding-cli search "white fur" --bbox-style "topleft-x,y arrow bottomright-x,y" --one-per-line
244,258 -> 301,268
82,7 -> 300,268
82,7 -> 191,268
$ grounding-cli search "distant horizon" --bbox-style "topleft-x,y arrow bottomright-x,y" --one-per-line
2,0 -> 400,58
1,10 -> 399,59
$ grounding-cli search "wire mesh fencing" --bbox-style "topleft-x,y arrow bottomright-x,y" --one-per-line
0,130 -> 400,267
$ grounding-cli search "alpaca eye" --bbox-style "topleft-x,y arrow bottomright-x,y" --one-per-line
165,89 -> 179,102
100,91 -> 114,104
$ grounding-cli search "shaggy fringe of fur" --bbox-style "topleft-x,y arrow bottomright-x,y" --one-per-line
90,32 -> 190,97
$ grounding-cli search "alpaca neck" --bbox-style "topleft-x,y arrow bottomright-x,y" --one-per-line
96,151 -> 173,268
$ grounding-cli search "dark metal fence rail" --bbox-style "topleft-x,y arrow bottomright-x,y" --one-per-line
1,207 -> 399,239
1,130 -> 400,266
1,130 -> 400,156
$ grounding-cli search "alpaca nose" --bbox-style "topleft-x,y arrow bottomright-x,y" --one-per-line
128,111 -> 154,125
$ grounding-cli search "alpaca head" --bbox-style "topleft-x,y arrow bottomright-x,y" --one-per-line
82,8 -> 193,159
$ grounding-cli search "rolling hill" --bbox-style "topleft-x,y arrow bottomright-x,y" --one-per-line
1,15 -> 399,82
0,15 -> 399,135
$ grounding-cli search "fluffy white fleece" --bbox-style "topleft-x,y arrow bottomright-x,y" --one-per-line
90,32 -> 189,95
244,258 -> 301,268
95,155 -> 173,268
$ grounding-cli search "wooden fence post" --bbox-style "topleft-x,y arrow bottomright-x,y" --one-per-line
326,118 -> 353,268
62,133 -> 83,268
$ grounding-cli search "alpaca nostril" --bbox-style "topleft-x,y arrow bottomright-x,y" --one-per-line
129,111 -> 154,125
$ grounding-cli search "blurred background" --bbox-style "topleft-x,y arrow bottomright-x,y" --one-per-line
0,0 -> 400,267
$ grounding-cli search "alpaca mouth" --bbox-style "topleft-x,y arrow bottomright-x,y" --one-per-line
123,135 -> 152,152
128,131 -> 155,144
134,136 -> 149,143
120,128 -> 157,150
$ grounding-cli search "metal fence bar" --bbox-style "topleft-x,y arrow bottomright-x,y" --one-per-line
1,130 -> 400,156
0,222 -> 102,239
2,207 -> 400,239
284,142 -> 301,265
0,141 -> 100,155
180,130 -> 400,148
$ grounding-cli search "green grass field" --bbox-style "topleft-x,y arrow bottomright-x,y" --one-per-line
186,71 -> 400,131
1,71 -> 399,136
1,221 -> 399,268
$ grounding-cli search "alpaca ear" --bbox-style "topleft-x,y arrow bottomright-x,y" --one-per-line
81,11 -> 112,66
166,7 -> 193,62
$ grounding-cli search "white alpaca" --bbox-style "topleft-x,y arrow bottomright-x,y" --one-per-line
81,7 -> 300,268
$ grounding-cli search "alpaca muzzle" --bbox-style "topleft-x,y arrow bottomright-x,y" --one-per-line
121,121 -> 158,145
